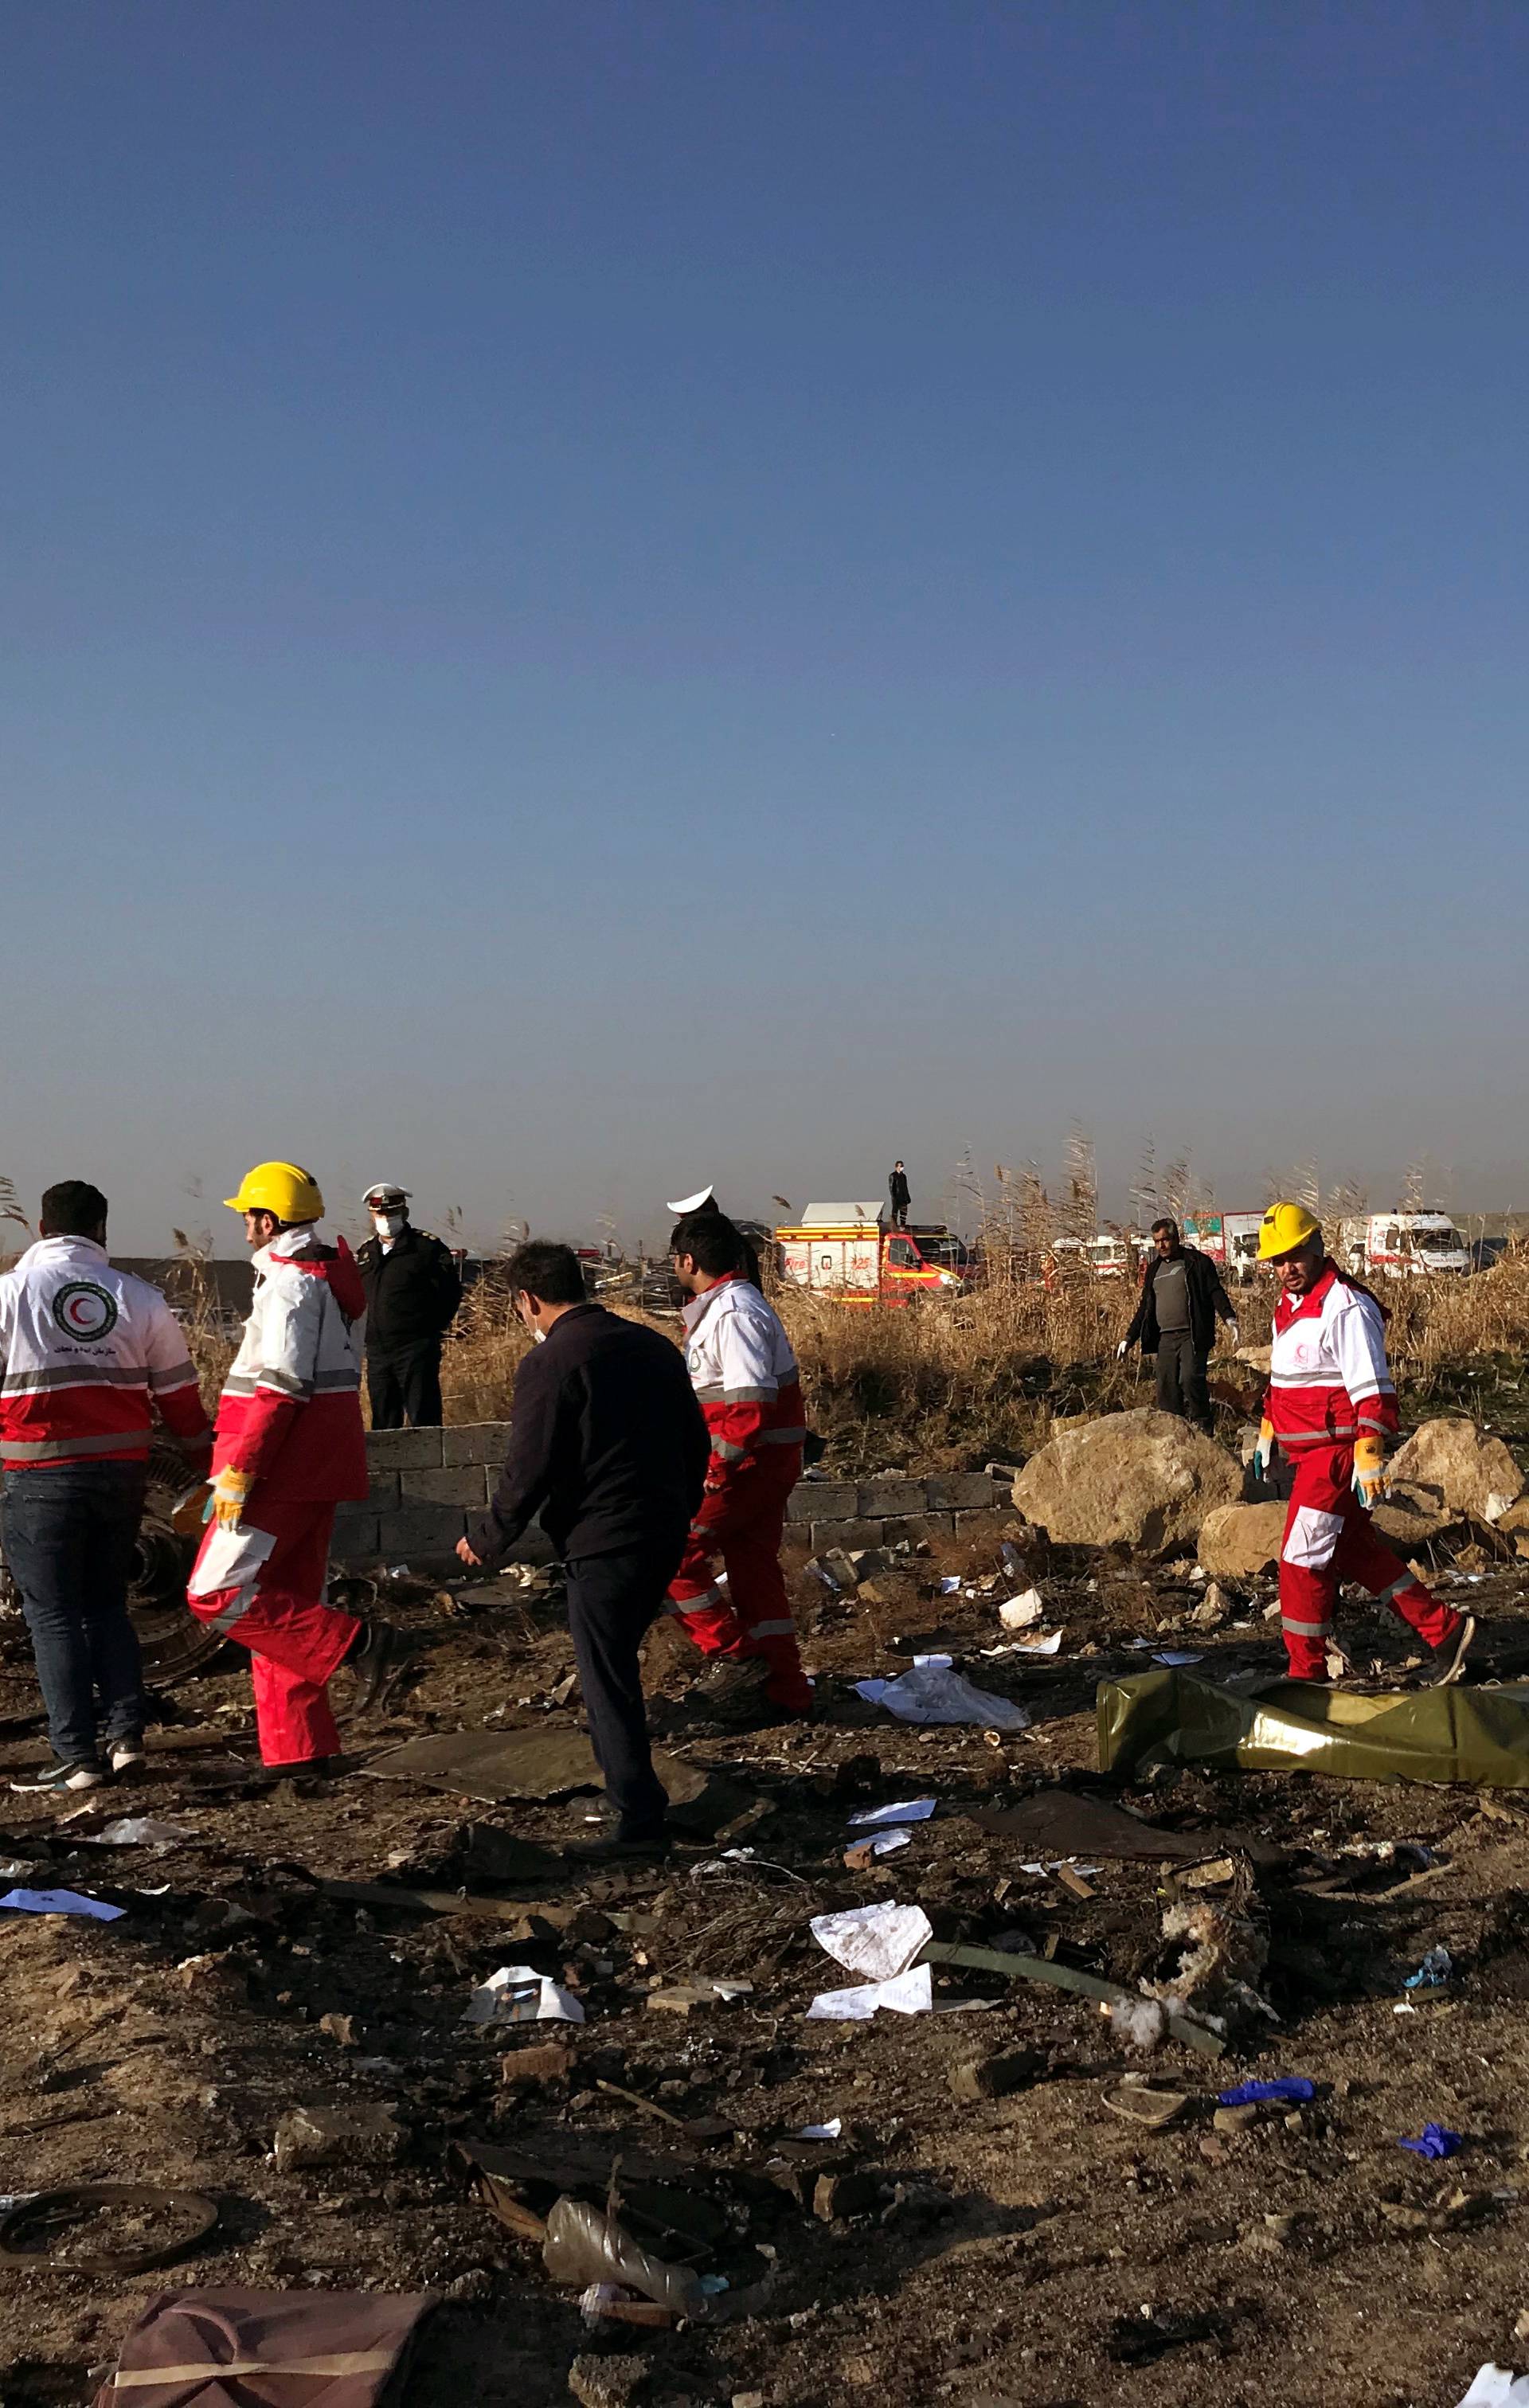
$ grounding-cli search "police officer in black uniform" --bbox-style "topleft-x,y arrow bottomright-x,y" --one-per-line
355,1182 -> 463,1429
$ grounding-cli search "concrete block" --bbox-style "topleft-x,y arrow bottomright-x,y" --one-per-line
364,1426 -> 444,1471
377,1503 -> 469,1557
786,1482 -> 856,1525
399,1466 -> 488,1508
330,1510 -> 380,1560
443,1423 -> 511,1468
366,1470 -> 401,1510
926,1472 -> 1003,1511
809,1518 -> 884,1554
882,1512 -> 956,1545
857,1478 -> 927,1517
952,1507 -> 1003,1539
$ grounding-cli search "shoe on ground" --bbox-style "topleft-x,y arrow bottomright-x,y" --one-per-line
682,1656 -> 780,1729
253,1756 -> 338,1784
346,1620 -> 416,1714
10,1761 -> 105,1794
563,1829 -> 671,1863
1429,1613 -> 1476,1687
108,1738 -> 147,1777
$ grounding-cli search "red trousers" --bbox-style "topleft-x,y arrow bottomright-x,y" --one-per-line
1278,1444 -> 1461,1679
667,1445 -> 811,1709
188,1501 -> 361,1764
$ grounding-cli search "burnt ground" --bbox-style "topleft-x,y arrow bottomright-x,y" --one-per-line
0,1520 -> 1528,2406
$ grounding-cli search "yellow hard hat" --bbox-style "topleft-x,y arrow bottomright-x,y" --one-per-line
223,1161 -> 325,1222
1257,1199 -> 1321,1261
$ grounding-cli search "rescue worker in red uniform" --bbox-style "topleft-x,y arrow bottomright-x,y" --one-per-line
1255,1201 -> 1475,1685
186,1163 -> 409,1772
663,1210 -> 812,1722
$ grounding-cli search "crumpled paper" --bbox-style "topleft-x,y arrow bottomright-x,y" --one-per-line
463,1963 -> 585,2026
810,1900 -> 932,1981
854,1663 -> 1030,1732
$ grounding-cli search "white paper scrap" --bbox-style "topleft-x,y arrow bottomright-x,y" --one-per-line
810,1899 -> 932,1981
854,1663 -> 1030,1732
792,2119 -> 843,2141
845,1798 -> 937,1830
0,1888 -> 124,1922
999,1589 -> 1044,1630
463,1963 -> 585,2027
1456,2369 -> 1529,2408
806,1964 -> 933,2021
913,1652 -> 952,1669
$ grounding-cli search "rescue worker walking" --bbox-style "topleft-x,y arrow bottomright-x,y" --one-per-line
0,1181 -> 212,1791
664,1210 -> 812,1722
1255,1200 -> 1474,1685
186,1163 -> 408,1773
356,1182 -> 462,1429
1119,1217 -> 1238,1432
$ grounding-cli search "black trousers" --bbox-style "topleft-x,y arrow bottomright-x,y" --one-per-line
367,1341 -> 444,1429
565,1539 -> 684,1839
890,1203 -> 909,1228
1154,1331 -> 1211,1432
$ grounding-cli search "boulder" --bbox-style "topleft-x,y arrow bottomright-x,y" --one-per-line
1197,1502 -> 1288,1580
1011,1409 -> 1243,1555
1386,1417 -> 1526,1523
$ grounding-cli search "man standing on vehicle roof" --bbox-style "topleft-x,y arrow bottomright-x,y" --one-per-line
888,1162 -> 911,1229
1118,1217 -> 1238,1433
186,1162 -> 410,1775
663,1210 -> 813,1724
0,1180 -> 213,1792
1253,1200 -> 1475,1686
355,1182 -> 462,1429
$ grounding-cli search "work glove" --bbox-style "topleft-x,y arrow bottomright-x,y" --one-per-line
1227,1319 -> 1241,1351
1116,1339 -> 1129,1361
1250,1419 -> 1276,1483
1351,1433 -> 1390,1512
207,1464 -> 253,1529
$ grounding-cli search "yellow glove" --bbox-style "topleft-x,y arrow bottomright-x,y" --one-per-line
1351,1432 -> 1390,1511
1251,1419 -> 1275,1482
209,1464 -> 253,1528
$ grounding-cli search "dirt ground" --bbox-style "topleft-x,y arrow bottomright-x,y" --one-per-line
1,1515 -> 1528,2408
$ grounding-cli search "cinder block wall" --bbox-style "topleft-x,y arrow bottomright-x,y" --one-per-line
330,1428 -> 1010,1572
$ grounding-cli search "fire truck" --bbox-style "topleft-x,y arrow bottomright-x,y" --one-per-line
775,1205 -> 972,1307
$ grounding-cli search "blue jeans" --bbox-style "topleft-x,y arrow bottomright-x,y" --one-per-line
2,1464 -> 148,1765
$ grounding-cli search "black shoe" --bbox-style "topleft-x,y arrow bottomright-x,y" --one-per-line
107,1738 -> 147,1777
563,1830 -> 671,1863
253,1756 -> 338,1785
1429,1613 -> 1476,1687
676,1656 -> 777,1730
346,1621 -> 415,1714
10,1760 -> 105,1794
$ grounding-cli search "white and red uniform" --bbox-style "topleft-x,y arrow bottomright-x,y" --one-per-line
0,1238 -> 211,1468
187,1226 -> 369,1763
666,1274 -> 811,1709
1266,1260 -> 1460,1678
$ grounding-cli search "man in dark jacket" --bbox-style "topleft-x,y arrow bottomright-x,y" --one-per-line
888,1163 -> 911,1229
456,1240 -> 710,1857
1119,1218 -> 1238,1433
356,1182 -> 463,1429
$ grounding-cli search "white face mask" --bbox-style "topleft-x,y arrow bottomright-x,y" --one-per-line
373,1211 -> 405,1239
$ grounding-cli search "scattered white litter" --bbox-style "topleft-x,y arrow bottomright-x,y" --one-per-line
1456,2369 -> 1529,2407
985,1629 -> 1063,1656
845,1799 -> 937,1831
999,1589 -> 1044,1630
938,1575 -> 962,1594
93,1818 -> 196,1847
792,2119 -> 843,2141
854,1664 -> 1030,1732
806,1964 -> 933,2020
859,1830 -> 912,1857
1018,1861 -> 1100,1878
809,1900 -> 932,1982
463,1964 -> 585,2027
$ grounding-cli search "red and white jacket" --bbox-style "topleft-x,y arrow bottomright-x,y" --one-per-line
681,1275 -> 806,1482
1265,1260 -> 1398,1454
0,1237 -> 211,1468
214,1227 -> 368,1503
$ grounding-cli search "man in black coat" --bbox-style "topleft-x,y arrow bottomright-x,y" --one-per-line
1119,1217 -> 1238,1433
457,1240 -> 710,1858
888,1162 -> 911,1229
356,1182 -> 463,1429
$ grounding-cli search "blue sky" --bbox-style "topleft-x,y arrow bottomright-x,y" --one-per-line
4,2 -> 1526,1250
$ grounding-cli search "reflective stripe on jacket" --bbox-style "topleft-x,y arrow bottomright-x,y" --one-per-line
0,1236 -> 211,1468
213,1226 -> 368,1502
1265,1260 -> 1398,1451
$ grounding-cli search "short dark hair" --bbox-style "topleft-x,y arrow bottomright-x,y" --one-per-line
41,1180 -> 108,1237
670,1210 -> 745,1275
1151,1217 -> 1179,1241
504,1239 -> 586,1306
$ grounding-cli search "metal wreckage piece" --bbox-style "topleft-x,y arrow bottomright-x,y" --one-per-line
1098,1668 -> 1529,1788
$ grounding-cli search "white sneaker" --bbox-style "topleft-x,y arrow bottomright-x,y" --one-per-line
10,1761 -> 105,1794
108,1739 -> 147,1777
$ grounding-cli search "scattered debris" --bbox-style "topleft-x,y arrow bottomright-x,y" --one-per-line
1218,2078 -> 1314,2107
463,1965 -> 586,2027
1102,2081 -> 1188,2128
1100,1667 -> 1529,1786
542,2195 -> 706,2317
96,2285 -> 436,2404
1399,2123 -> 1463,2159
0,1886 -> 123,1921
999,1589 -> 1045,1629
1404,1945 -> 1453,1990
809,1901 -> 933,1981
0,2185 -> 218,2276
844,1797 -> 937,1830
854,1664 -> 1030,1731
806,1965 -> 933,2020
272,2104 -> 402,2174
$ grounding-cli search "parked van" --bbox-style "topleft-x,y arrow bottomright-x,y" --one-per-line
1085,1231 -> 1148,1280
776,1205 -> 971,1306
1339,1213 -> 1469,1279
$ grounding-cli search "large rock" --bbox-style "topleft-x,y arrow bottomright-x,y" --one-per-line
1387,1417 -> 1526,1523
1197,1501 -> 1288,1579
1012,1409 -> 1242,1554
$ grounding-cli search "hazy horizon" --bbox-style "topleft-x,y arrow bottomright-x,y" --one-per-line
6,4 -> 1527,1253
